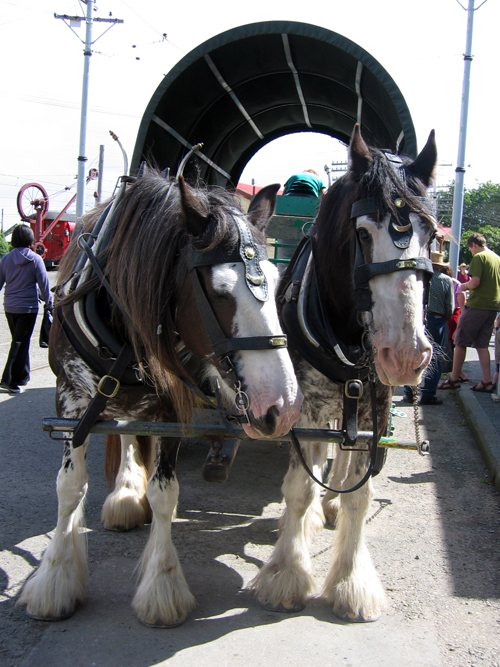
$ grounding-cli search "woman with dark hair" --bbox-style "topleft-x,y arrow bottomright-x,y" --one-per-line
0,224 -> 52,393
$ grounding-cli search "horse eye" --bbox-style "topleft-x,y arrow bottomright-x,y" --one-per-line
358,228 -> 371,243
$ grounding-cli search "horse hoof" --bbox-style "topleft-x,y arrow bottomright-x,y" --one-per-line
26,609 -> 74,622
138,617 -> 186,629
333,609 -> 381,623
260,600 -> 305,613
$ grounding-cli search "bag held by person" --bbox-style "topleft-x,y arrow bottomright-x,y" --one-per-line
39,305 -> 53,348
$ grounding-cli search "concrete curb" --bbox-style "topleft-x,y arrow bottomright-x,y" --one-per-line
457,388 -> 500,493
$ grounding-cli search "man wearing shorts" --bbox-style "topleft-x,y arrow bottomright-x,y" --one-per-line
440,233 -> 500,392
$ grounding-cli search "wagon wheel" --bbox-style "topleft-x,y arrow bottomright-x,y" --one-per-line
17,183 -> 49,222
34,241 -> 47,259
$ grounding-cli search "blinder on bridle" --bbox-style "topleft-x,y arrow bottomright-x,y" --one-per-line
182,213 -> 287,412
350,194 -> 435,314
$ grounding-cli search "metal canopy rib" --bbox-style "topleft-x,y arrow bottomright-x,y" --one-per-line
152,115 -> 231,179
204,54 -> 264,140
282,34 -> 312,129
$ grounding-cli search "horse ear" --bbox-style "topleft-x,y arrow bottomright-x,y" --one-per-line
407,130 -> 437,187
247,183 -> 281,231
348,124 -> 373,178
178,175 -> 210,237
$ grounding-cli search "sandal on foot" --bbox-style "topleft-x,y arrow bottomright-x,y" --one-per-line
471,382 -> 495,393
458,376 -> 468,383
438,378 -> 461,390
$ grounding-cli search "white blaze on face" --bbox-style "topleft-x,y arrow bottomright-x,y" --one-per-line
356,213 -> 433,386
210,260 -> 302,438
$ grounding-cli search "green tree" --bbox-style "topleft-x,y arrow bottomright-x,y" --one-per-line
437,181 -> 500,231
0,233 -> 10,259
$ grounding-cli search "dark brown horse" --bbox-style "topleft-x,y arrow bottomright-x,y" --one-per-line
19,169 -> 302,626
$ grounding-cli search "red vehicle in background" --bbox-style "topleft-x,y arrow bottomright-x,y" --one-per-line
16,169 -> 97,269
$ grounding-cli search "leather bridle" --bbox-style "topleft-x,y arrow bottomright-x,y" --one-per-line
350,194 -> 435,314
179,213 -> 288,422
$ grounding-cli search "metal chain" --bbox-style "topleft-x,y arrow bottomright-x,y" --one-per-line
365,499 -> 392,525
412,386 -> 430,456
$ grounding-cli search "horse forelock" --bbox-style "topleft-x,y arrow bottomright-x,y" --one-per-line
103,170 -> 247,401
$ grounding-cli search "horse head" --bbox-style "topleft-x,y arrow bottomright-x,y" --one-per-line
174,177 -> 303,439
316,125 -> 437,387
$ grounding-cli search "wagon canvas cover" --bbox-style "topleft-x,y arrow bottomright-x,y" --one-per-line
131,21 -> 416,187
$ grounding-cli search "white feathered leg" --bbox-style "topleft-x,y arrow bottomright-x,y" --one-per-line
278,442 -> 326,542
322,451 -> 386,622
102,435 -> 151,531
18,438 -> 89,619
322,444 -> 350,526
252,442 -> 318,612
132,439 -> 195,627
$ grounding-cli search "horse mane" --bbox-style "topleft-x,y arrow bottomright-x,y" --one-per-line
314,147 -> 433,343
56,167 -> 244,423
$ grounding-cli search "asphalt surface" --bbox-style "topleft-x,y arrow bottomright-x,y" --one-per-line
1,270 -> 500,667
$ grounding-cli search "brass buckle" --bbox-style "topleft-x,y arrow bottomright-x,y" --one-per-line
345,379 -> 363,399
97,375 -> 120,399
269,336 -> 287,348
396,260 -> 417,269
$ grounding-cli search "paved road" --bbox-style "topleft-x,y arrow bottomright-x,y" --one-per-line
1,271 -> 499,667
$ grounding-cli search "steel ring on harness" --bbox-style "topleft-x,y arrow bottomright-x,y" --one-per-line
301,220 -> 314,237
77,232 -> 95,251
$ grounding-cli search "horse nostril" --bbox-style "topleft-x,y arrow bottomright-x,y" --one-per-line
264,405 -> 279,432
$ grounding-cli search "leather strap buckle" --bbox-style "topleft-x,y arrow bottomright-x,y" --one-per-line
345,379 -> 363,399
97,375 -> 120,399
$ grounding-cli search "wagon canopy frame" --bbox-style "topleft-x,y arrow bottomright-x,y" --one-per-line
131,21 -> 417,187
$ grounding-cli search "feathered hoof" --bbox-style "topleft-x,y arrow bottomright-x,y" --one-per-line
25,609 -> 75,622
101,489 -> 151,532
251,563 -> 313,616
259,600 -> 305,613
333,606 -> 381,623
138,617 -> 186,629
17,557 -> 87,623
132,571 -> 196,629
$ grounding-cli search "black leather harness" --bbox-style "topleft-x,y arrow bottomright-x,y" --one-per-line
60,188 -> 288,448
280,190 -> 435,492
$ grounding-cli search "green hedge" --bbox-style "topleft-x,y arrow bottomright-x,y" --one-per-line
0,233 -> 10,259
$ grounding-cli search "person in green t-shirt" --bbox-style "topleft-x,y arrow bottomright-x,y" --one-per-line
283,170 -> 325,199
440,233 -> 500,392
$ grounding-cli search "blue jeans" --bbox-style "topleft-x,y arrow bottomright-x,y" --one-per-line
421,314 -> 447,398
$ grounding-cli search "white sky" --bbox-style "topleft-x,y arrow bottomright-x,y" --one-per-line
1,0 -> 498,231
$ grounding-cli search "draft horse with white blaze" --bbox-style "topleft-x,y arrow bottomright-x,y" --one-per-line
251,125 -> 438,621
18,169 -> 302,626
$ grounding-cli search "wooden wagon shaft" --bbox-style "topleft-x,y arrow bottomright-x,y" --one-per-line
42,418 -> 424,451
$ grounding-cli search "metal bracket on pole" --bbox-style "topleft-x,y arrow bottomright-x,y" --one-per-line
55,4 -> 123,219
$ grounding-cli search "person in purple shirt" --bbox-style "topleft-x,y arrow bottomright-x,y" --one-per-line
0,224 -> 52,393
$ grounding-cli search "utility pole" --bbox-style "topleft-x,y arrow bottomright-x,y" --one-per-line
55,3 -> 123,219
449,0 -> 488,274
96,145 -> 105,203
